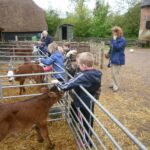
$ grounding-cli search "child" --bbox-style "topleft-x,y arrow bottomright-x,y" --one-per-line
63,42 -> 77,61
56,52 -> 102,148
63,42 -> 78,76
40,42 -> 64,81
37,30 -> 52,55
63,42 -> 71,60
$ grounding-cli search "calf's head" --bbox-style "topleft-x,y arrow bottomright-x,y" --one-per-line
46,85 -> 64,103
47,90 -> 64,104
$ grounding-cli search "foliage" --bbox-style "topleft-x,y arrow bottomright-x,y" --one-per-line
45,9 -> 61,36
110,2 -> 141,38
122,3 -> 141,37
72,0 -> 92,37
92,0 -> 110,37
45,0 -> 141,38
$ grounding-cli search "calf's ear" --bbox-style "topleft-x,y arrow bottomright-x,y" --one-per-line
48,92 -> 57,98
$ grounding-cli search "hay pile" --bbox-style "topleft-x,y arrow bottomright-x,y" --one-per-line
0,121 -> 77,150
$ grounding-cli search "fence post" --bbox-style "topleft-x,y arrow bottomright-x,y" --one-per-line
98,43 -> 101,68
0,78 -> 3,100
100,41 -> 105,69
64,69 -> 69,120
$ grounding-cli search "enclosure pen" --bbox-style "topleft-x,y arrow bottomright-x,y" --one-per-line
0,42 -> 148,150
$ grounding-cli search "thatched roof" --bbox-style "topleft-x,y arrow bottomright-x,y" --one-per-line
0,0 -> 48,32
141,0 -> 150,8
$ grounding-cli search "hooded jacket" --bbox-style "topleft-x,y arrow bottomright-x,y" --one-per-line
57,69 -> 102,108
40,50 -> 64,79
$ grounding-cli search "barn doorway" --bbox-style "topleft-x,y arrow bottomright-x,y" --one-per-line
62,26 -> 67,40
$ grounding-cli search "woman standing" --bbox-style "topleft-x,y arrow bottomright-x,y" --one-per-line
109,26 -> 126,92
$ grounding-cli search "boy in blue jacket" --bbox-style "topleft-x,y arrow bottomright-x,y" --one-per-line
56,52 -> 102,148
39,42 -> 64,81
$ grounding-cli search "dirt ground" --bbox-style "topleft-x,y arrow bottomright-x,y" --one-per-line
0,48 -> 149,150
98,47 -> 150,149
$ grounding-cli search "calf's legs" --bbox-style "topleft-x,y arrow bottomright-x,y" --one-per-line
39,123 -> 54,150
34,125 -> 44,143
0,121 -> 9,141
19,80 -> 25,95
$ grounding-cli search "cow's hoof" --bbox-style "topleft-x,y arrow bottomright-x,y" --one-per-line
37,138 -> 44,143
46,144 -> 55,150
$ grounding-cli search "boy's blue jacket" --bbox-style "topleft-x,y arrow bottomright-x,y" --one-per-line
110,37 -> 126,65
40,50 -> 64,79
57,69 -> 102,108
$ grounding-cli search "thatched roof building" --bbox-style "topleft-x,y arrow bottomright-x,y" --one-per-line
0,0 -> 48,41
139,0 -> 150,41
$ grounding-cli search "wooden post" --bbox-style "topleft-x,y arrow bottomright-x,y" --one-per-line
0,79 -> 3,100
98,43 -> 101,68
100,41 -> 105,69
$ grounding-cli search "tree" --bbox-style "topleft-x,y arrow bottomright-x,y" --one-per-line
72,0 -> 92,37
122,3 -> 141,37
45,9 -> 61,36
114,0 -> 141,13
110,2 -> 141,38
92,0 -> 110,37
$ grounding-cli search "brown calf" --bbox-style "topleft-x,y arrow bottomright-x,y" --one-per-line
24,57 -> 32,64
8,63 -> 44,94
0,87 -> 64,150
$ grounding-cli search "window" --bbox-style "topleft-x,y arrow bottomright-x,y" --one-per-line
146,21 -> 150,29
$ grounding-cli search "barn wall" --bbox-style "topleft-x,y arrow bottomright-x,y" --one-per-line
59,28 -> 62,41
2,32 -> 41,41
139,6 -> 150,41
67,26 -> 73,41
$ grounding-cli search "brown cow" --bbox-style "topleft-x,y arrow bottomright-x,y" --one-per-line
7,63 -> 44,94
0,87 -> 64,150
24,57 -> 32,64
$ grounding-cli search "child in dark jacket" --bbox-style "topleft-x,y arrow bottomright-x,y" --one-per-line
63,42 -> 78,76
40,42 -> 64,81
56,52 -> 102,148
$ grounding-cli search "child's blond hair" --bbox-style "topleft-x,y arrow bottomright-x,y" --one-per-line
76,52 -> 94,67
48,42 -> 58,53
58,46 -> 64,54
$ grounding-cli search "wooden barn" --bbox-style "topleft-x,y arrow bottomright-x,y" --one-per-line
0,0 -> 48,41
139,0 -> 150,41
55,24 -> 74,41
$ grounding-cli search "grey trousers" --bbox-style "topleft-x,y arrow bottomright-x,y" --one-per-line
111,64 -> 121,90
